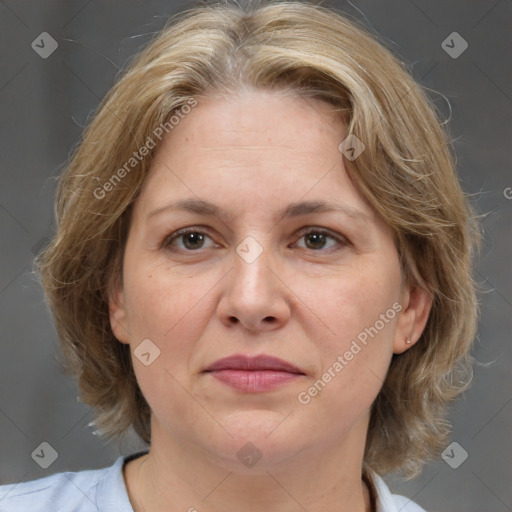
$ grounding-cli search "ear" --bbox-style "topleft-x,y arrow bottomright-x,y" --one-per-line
108,284 -> 131,345
393,282 -> 433,354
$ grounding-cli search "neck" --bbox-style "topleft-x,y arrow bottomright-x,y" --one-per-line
124,415 -> 374,512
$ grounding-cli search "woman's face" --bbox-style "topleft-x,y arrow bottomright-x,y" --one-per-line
110,89 -> 430,471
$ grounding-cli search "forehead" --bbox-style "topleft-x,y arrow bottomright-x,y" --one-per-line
134,90 -> 372,220
182,89 -> 343,147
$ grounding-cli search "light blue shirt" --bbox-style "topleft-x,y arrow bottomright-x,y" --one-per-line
0,450 -> 427,512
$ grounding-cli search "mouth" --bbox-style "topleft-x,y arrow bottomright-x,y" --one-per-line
203,354 -> 305,393
204,369 -> 304,393
203,353 -> 305,374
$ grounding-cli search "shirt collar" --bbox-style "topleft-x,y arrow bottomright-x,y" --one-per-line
365,468 -> 406,512
109,452 -> 409,512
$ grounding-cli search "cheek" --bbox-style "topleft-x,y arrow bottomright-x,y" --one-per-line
124,265 -> 202,335
122,269 -> 214,419
299,264 -> 399,401
304,261 -> 399,342
122,264 -> 220,377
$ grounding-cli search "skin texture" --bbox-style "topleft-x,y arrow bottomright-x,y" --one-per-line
109,89 -> 432,512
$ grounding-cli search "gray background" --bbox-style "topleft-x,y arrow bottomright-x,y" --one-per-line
0,1 -> 511,510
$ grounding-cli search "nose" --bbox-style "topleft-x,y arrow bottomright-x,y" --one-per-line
216,240 -> 291,333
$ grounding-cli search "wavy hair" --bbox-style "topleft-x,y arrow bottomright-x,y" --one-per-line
35,0 -> 481,478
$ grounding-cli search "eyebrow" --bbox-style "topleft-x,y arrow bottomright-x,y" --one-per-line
147,198 -> 371,224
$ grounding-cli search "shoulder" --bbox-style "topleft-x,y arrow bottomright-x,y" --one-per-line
0,453 -> 136,512
368,470 -> 428,512
0,465 -> 106,512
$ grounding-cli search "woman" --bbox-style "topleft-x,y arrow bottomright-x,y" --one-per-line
0,1 -> 480,511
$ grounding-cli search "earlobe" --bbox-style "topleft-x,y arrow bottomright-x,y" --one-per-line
393,284 -> 433,354
108,286 -> 131,345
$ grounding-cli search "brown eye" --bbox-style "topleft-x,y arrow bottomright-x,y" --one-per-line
164,228 -> 215,251
294,228 -> 347,251
304,232 -> 328,250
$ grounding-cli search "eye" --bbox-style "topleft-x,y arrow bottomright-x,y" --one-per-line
293,228 -> 348,252
163,227 -> 217,251
163,226 -> 348,253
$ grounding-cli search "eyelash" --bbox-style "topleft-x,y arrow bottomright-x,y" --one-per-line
162,226 -> 349,253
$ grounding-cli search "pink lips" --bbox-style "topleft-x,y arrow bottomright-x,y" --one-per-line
203,354 -> 305,393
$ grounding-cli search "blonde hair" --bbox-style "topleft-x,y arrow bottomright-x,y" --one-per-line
35,0 -> 481,478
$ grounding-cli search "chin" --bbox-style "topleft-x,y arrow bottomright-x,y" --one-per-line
203,412 -> 306,465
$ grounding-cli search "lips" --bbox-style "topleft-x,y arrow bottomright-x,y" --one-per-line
203,354 -> 305,374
